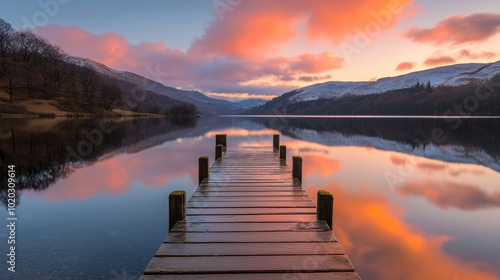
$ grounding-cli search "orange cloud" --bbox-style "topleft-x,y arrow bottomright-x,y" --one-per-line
304,183 -> 497,280
35,25 -> 128,67
190,0 -> 414,59
290,52 -> 343,73
396,180 -> 500,210
32,0 -> 415,99
424,55 -> 456,66
396,61 -> 416,71
33,25 -> 340,99
404,13 -> 500,46
457,49 -> 497,60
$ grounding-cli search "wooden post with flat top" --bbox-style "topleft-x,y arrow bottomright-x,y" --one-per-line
317,190 -> 333,230
169,191 -> 186,232
215,144 -> 223,160
199,156 -> 209,185
216,134 -> 227,147
273,134 -> 280,151
292,156 -> 302,184
279,145 -> 286,161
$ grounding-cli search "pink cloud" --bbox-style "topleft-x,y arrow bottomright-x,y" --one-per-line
404,13 -> 500,46
424,55 -> 456,67
396,61 -> 416,71
191,0 -> 414,59
35,25 -> 343,97
457,49 -> 497,60
33,0 -> 415,99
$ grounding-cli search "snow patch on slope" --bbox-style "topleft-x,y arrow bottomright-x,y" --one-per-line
292,61 -> 500,102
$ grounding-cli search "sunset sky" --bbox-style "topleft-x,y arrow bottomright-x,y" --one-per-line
3,0 -> 500,100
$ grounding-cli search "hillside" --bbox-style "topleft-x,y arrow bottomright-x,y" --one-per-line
249,62 -> 500,116
0,18 -> 255,117
73,58 -> 242,115
291,61 -> 500,102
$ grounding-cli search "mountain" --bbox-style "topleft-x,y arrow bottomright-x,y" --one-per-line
236,98 -> 268,109
69,57 -> 240,115
248,61 -> 500,115
291,61 -> 500,102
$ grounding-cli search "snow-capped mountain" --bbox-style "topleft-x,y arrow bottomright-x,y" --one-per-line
291,61 -> 500,102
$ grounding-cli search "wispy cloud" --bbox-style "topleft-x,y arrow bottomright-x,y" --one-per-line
404,13 -> 500,46
396,61 -> 416,71
33,0 -> 414,100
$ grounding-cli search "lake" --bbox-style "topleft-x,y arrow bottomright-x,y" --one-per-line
1,116 -> 499,279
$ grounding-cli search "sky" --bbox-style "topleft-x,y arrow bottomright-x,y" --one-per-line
2,0 -> 500,101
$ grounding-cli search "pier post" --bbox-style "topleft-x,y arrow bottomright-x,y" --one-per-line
317,190 -> 333,230
292,156 -> 302,184
280,145 -> 286,161
199,156 -> 209,185
169,191 -> 186,232
216,134 -> 227,147
273,134 -> 280,151
215,144 -> 223,160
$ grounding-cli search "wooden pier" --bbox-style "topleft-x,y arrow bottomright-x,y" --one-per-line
141,135 -> 359,279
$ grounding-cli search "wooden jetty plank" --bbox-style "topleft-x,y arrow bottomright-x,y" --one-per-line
191,191 -> 307,196
186,201 -> 316,208
140,272 -> 361,280
170,221 -> 330,232
155,241 -> 345,256
143,140 -> 358,278
164,231 -> 337,243
194,187 -> 302,192
186,207 -> 317,215
186,214 -> 319,223
188,196 -> 311,202
144,255 -> 354,274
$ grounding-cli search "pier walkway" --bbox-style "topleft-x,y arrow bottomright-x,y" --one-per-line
141,135 -> 359,279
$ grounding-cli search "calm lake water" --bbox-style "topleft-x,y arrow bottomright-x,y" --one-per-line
1,116 -> 500,279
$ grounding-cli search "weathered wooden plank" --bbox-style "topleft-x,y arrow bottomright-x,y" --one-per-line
186,207 -> 316,216
186,201 -> 316,208
164,231 -> 337,243
185,214 -> 318,223
195,187 -> 303,192
192,191 -> 307,197
198,184 -> 300,188
171,222 -> 329,232
188,196 -> 310,202
140,272 -> 361,280
155,241 -> 344,256
144,255 -> 353,274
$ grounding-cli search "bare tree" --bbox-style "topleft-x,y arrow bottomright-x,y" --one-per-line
99,82 -> 122,110
79,63 -> 101,104
9,30 -> 50,98
39,43 -> 69,92
0,18 -> 14,92
0,18 -> 13,57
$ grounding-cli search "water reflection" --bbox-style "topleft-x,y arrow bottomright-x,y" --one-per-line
0,116 -> 499,279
